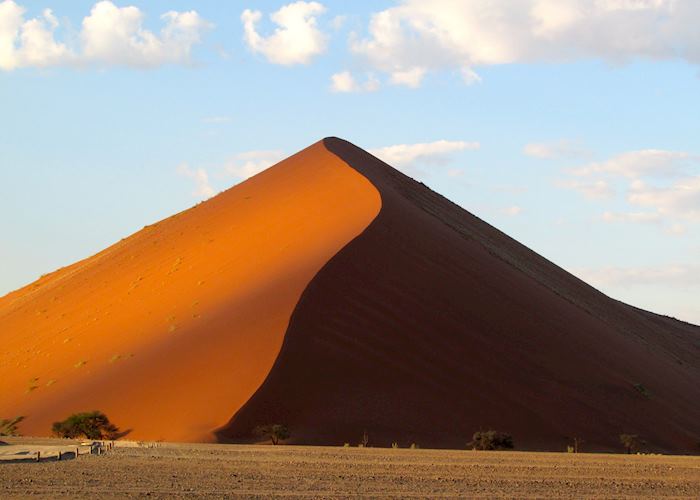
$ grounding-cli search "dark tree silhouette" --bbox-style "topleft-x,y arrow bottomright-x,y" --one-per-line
469,430 -> 514,450
253,424 -> 290,445
620,434 -> 645,454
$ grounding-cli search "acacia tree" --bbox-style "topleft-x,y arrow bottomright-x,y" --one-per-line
253,424 -> 290,445
52,411 -> 119,440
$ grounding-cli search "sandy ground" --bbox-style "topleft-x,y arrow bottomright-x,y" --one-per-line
1,440 -> 698,498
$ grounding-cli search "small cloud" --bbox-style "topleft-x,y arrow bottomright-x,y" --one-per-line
575,264 -> 700,288
523,140 -> 589,160
330,71 -> 379,93
177,163 -> 215,199
627,175 -> 700,222
461,67 -> 482,85
370,140 -> 479,169
389,67 -> 426,88
330,71 -> 358,92
556,179 -> 615,200
601,211 -> 661,225
667,223 -> 686,235
500,206 -> 523,216
224,150 -> 286,180
330,14 -> 346,30
201,116 -> 232,124
571,150 -> 691,178
241,1 -> 327,65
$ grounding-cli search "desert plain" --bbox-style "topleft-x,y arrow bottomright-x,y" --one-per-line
1,438 -> 700,498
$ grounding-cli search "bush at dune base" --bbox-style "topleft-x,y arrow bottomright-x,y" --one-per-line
52,411 -> 119,440
253,424 -> 290,445
469,430 -> 514,450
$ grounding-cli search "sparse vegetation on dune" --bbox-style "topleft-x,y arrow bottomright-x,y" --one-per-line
0,416 -> 24,436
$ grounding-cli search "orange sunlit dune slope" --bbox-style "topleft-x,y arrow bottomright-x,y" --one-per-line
0,141 -> 380,441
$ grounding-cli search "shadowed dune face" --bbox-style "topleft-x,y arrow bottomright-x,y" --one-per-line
220,138 -> 700,453
0,141 -> 380,441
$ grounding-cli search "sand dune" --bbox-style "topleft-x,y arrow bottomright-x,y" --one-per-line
1,137 -> 698,452
217,138 -> 699,453
0,142 -> 380,441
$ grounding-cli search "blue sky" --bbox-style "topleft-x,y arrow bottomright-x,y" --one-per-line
1,0 -> 699,324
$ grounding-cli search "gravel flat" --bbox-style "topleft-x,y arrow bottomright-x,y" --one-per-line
1,440 -> 699,498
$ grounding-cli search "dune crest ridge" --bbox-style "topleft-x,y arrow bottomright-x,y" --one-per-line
0,141 -> 381,441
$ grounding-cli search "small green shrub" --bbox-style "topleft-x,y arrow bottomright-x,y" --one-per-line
52,411 -> 119,440
253,424 -> 290,445
391,441 -> 399,449
0,416 -> 25,436
409,443 -> 419,449
469,430 -> 514,450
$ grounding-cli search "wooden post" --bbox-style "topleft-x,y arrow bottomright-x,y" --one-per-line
58,451 -> 62,461
36,451 -> 40,462
76,447 -> 79,458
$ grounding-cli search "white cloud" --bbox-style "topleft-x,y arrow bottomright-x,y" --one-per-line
524,140 -> 589,160
330,70 -> 356,92
501,206 -> 523,216
369,140 -> 479,170
558,148 -> 700,233
0,0 -> 211,70
628,176 -> 700,221
601,211 -> 661,224
241,1 -> 327,65
571,150 -> 691,178
352,0 -> 700,87
389,66 -> 426,88
557,178 -> 615,199
177,163 -> 215,199
0,2 -> 70,69
330,70 -> 379,93
575,264 -> 700,288
224,150 -> 286,180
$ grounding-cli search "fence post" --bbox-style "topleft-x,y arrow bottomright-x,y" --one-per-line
58,451 -> 62,461
76,447 -> 79,458
36,451 -> 40,462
